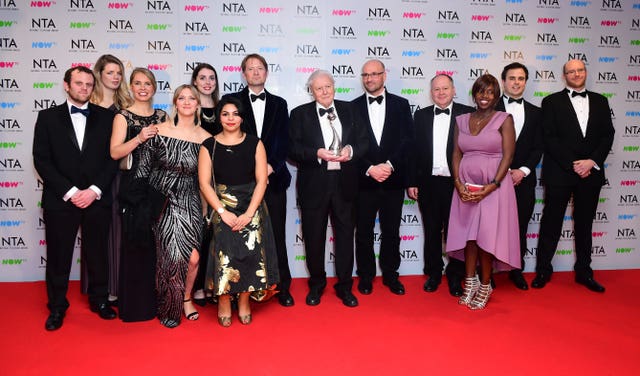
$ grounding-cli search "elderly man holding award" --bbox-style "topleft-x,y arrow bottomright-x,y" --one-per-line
289,70 -> 369,307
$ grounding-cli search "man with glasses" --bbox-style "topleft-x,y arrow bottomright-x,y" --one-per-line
532,59 -> 614,292
351,60 -> 413,296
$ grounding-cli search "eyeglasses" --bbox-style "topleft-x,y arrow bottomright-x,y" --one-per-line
361,72 -> 385,79
564,68 -> 585,76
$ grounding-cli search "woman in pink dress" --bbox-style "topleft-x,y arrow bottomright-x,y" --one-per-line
446,74 -> 520,309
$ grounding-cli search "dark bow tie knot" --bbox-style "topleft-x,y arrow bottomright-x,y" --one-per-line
70,105 -> 90,117
507,96 -> 523,104
250,92 -> 266,102
368,95 -> 383,104
435,107 -> 450,116
319,107 -> 335,117
571,91 -> 587,98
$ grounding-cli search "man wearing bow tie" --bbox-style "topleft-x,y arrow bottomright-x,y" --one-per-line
222,54 -> 294,307
532,59 -> 614,292
407,74 -> 474,296
495,63 -> 543,290
289,70 -> 369,307
33,66 -> 118,330
351,60 -> 413,296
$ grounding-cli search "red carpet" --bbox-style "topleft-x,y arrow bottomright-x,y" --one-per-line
1,270 -> 638,375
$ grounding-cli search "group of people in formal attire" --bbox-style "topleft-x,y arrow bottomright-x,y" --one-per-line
33,53 -> 613,331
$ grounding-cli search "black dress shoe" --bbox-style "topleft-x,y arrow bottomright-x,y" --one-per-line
357,280 -> 373,295
193,297 -> 207,307
90,303 -> 117,320
45,311 -> 64,331
447,278 -> 463,297
531,273 -> 550,289
383,279 -> 405,295
423,277 -> 441,292
509,271 -> 529,290
305,290 -> 322,306
337,290 -> 359,307
278,290 -> 295,307
575,276 -> 605,293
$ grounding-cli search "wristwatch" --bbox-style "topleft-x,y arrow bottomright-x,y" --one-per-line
217,207 -> 225,214
490,179 -> 501,188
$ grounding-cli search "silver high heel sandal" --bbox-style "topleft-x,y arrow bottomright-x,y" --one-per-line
469,283 -> 493,310
458,275 -> 480,306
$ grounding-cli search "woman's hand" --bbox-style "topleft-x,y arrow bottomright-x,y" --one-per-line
138,125 -> 159,143
231,212 -> 253,232
220,211 -> 238,228
467,184 -> 498,203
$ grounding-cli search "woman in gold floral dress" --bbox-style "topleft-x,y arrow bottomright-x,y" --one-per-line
198,96 -> 279,327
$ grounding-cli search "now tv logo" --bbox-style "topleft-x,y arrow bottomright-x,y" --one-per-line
222,65 -> 241,72
30,1 -> 53,7
259,7 -> 283,13
403,12 -> 424,19
0,181 -> 20,188
184,5 -> 208,11
332,9 -> 355,16
107,2 -> 132,9
0,62 -> 17,68
471,15 -> 491,21
147,64 -> 171,71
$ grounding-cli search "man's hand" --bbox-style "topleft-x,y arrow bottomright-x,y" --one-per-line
368,163 -> 392,182
510,169 -> 525,186
70,189 -> 98,209
407,187 -> 418,200
573,159 -> 595,178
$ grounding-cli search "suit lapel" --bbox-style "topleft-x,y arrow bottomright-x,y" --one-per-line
60,104 -> 81,151
240,88 -> 258,136
561,90 -> 584,138
261,90 -> 276,139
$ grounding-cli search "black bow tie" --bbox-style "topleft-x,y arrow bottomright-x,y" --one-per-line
507,96 -> 523,104
70,105 -> 90,117
250,92 -> 266,102
319,107 -> 334,117
571,91 -> 587,98
435,107 -> 450,115
368,95 -> 383,104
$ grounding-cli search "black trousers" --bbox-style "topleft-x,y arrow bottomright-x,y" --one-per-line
44,204 -> 110,313
355,187 -> 404,282
300,173 -> 355,293
417,176 -> 464,280
513,181 -> 537,272
264,186 -> 292,291
536,183 -> 602,278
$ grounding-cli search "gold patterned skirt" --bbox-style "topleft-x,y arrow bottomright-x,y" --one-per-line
205,182 -> 279,300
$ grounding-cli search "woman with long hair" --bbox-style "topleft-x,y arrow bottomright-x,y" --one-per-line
198,96 -> 279,327
110,67 -> 166,321
135,85 -> 211,328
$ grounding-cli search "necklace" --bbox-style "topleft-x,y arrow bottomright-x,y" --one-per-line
201,107 -> 215,123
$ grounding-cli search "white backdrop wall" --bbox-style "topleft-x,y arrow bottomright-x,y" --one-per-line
1,0 -> 639,282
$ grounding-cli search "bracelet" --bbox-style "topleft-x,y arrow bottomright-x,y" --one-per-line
490,179 -> 500,187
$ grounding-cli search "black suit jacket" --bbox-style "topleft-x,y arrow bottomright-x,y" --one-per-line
496,98 -> 543,190
540,89 -> 614,187
409,102 -> 474,186
289,100 -> 369,209
351,91 -> 414,190
222,88 -> 291,192
33,102 -> 117,210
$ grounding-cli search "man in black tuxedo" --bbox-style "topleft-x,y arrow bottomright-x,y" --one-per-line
532,59 -> 614,292
496,63 -> 543,290
222,53 -> 294,307
407,74 -> 474,297
33,66 -> 118,330
289,70 -> 369,307
351,59 -> 413,296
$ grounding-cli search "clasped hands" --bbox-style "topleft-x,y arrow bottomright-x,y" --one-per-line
220,210 -> 253,232
70,189 -> 98,209
573,159 -> 595,178
455,181 -> 496,203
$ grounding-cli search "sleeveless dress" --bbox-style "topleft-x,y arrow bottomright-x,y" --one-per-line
445,111 -> 521,271
117,108 -> 166,322
135,134 -> 203,324
202,135 -> 279,299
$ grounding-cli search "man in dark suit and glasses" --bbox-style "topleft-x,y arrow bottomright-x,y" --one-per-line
351,59 -> 413,296
33,66 -> 118,330
407,74 -> 474,297
532,59 -> 614,292
222,53 -> 294,307
496,62 -> 543,290
289,70 -> 369,307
